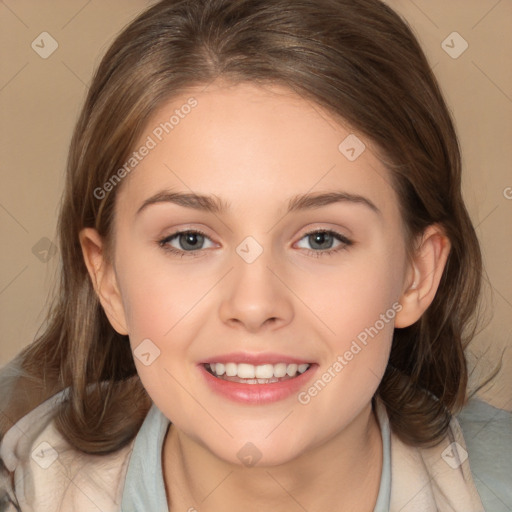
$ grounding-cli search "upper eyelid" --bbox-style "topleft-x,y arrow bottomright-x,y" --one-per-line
293,226 -> 353,247
160,228 -> 213,241
300,228 -> 350,239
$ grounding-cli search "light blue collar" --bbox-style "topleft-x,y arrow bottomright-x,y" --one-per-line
373,398 -> 392,511
121,404 -> 170,511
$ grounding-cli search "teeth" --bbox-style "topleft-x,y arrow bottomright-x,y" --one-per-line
255,364 -> 274,379
286,364 -> 298,376
274,363 -> 287,378
208,362 -> 310,379
238,363 -> 255,379
225,362 -> 237,377
298,364 -> 309,374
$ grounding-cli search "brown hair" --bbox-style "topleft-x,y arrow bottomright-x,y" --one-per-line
0,0 -> 482,452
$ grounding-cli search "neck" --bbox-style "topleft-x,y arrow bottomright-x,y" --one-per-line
163,402 -> 383,512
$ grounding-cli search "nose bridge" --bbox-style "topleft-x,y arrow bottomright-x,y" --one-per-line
232,235 -> 278,302
218,235 -> 293,331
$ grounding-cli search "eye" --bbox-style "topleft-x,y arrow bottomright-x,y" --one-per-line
158,229 -> 215,257
295,229 -> 353,257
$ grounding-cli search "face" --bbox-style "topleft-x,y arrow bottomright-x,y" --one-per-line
96,81 -> 414,465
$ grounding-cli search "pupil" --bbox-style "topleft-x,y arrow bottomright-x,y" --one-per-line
310,232 -> 332,250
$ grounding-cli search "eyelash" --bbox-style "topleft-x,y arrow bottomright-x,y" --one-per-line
157,229 -> 353,258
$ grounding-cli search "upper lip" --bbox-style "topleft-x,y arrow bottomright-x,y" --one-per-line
200,352 -> 313,365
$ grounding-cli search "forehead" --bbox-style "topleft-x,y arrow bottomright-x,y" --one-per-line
115,80 -> 399,221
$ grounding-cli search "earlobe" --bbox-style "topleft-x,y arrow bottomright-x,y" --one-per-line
79,228 -> 129,335
394,225 -> 451,328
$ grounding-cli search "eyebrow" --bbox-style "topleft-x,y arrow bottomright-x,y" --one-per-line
136,190 -> 381,216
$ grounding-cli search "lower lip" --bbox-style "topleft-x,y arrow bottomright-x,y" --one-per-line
199,364 -> 317,404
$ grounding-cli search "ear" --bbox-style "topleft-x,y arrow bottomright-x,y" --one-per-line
394,224 -> 451,328
79,228 -> 129,335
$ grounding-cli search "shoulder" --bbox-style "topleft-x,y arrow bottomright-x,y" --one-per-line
0,389 -> 137,512
380,399 -> 485,512
457,397 -> 512,512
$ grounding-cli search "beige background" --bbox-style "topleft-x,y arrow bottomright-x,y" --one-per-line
0,1 -> 511,410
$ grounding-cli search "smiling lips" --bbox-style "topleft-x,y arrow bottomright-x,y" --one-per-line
199,352 -> 316,403
205,362 -> 311,384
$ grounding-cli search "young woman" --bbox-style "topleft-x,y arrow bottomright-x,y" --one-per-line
1,0 -> 508,510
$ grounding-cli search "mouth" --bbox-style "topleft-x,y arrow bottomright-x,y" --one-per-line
204,362 -> 311,384
199,355 -> 317,404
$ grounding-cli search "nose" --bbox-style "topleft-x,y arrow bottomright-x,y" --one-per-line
218,248 -> 294,334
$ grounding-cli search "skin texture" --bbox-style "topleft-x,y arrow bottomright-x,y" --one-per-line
80,80 -> 451,511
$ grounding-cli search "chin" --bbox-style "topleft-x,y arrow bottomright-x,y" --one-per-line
202,433 -> 308,469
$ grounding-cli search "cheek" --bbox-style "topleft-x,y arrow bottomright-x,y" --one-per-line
297,245 -> 405,343
296,280 -> 396,437
115,250 -> 213,340
114,247 -> 223,399
292,244 -> 404,412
